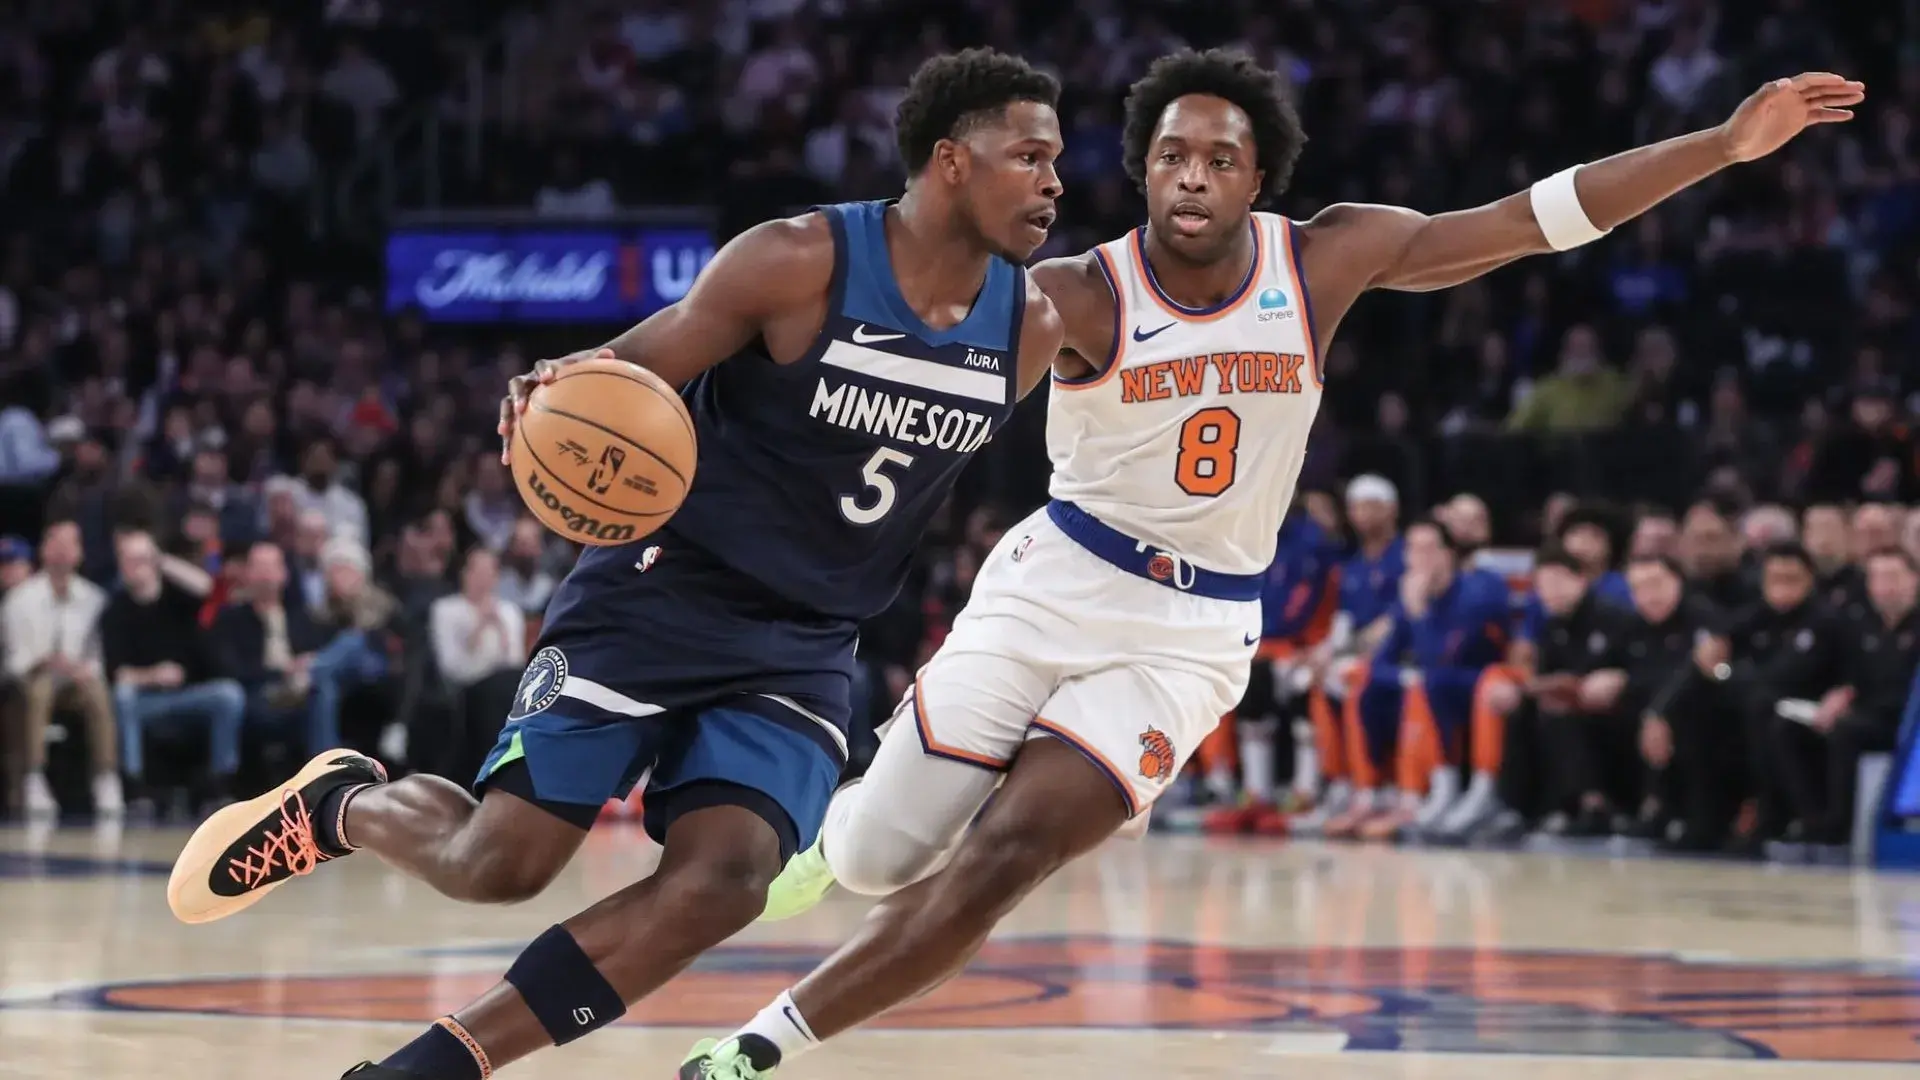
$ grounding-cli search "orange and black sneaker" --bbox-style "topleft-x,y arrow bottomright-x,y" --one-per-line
167,749 -> 386,925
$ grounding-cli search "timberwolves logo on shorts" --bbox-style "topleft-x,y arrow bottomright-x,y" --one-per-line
512,647 -> 569,720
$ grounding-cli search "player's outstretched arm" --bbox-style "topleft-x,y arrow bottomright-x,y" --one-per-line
1305,72 -> 1864,296
498,214 -> 833,461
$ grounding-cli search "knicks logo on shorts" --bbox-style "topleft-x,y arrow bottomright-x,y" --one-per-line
1138,727 -> 1175,782
512,646 -> 569,720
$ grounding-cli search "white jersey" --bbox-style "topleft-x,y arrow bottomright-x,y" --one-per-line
1047,212 -> 1322,575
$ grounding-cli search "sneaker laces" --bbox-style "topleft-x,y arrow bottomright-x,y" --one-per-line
226,790 -> 327,889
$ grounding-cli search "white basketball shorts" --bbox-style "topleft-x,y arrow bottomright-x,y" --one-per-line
901,504 -> 1258,817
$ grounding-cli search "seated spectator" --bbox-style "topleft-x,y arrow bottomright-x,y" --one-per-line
312,536 -> 403,748
1771,548 -> 1920,848
1628,507 -> 1678,560
1677,498 -> 1753,609
1325,518 -> 1508,841
213,541 -> 334,754
1206,504 -> 1341,835
428,547 -> 526,778
101,530 -> 246,807
1504,325 -> 1632,434
497,517 -> 558,615
1646,543 -> 1844,855
1803,502 -> 1867,620
1479,545 -> 1637,840
1,520 -> 119,817
1292,475 -> 1403,835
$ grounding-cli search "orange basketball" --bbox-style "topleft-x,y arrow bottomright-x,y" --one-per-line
510,357 -> 697,546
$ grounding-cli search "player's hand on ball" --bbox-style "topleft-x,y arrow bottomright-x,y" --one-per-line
1719,72 -> 1864,163
498,347 -> 618,464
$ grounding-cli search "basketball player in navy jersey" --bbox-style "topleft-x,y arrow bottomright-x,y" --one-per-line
681,51 -> 1864,1080
163,49 -> 1065,1080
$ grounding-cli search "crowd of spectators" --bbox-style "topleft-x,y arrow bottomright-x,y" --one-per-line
0,0 -> 1915,854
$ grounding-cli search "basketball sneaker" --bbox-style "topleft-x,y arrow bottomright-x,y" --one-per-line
680,1036 -> 779,1080
166,749 -> 386,924
757,830 -> 837,922
340,1065 -> 413,1078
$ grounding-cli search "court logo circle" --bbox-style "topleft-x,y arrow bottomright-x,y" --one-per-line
25,939 -> 1919,1063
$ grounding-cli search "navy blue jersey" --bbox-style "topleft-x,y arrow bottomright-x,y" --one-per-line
570,200 -> 1026,621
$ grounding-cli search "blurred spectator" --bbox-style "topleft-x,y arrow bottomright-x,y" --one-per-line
1807,384 -> 1917,502
284,437 -> 370,549
320,38 -> 399,142
1773,547 -> 1920,846
1505,326 -> 1633,434
497,517 -> 559,614
213,541 -> 332,753
1,520 -> 118,818
428,546 -> 525,778
102,530 -> 245,806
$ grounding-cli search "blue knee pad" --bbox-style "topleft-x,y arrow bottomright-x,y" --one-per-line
503,924 -> 627,1045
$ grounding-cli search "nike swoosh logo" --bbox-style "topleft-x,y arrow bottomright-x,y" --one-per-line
1244,633 -> 1259,647
1133,323 -> 1174,342
851,325 -> 907,344
783,1005 -> 810,1038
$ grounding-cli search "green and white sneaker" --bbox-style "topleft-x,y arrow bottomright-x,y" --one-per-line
679,1036 -> 778,1080
757,831 -> 837,922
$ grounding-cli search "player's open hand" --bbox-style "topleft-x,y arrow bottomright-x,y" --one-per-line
498,348 -> 617,464
1720,73 -> 1864,163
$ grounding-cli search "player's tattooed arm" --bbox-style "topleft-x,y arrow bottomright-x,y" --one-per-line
1011,268 -> 1067,401
1029,253 -> 1113,387
499,214 -> 834,460
1295,72 -> 1863,305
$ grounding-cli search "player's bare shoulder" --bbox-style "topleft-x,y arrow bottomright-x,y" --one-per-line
1030,252 -> 1116,382
709,212 -> 840,363
1287,204 -> 1427,334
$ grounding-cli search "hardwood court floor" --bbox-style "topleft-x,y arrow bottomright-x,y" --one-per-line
2,821 -> 1918,1078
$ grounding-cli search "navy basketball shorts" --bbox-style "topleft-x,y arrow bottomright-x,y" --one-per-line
475,532 -> 854,862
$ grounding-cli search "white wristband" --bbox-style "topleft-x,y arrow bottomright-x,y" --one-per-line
1530,165 -> 1610,251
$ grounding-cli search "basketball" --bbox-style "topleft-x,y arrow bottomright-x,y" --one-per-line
510,357 -> 697,546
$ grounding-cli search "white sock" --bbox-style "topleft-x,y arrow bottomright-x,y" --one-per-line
1290,718 -> 1319,797
1238,719 -> 1278,804
736,989 -> 820,1065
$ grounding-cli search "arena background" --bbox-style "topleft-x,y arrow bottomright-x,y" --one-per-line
0,0 -> 1917,863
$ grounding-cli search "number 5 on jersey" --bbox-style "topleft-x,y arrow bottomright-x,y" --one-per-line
1175,406 -> 1241,497
841,447 -> 915,525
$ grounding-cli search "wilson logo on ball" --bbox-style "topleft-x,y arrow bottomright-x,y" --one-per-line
525,470 -> 638,543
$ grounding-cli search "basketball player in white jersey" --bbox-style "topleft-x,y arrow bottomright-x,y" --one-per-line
680,51 -> 1863,1080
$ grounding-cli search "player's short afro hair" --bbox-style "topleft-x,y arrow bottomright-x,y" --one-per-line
895,48 -> 1060,175
1122,48 -> 1306,201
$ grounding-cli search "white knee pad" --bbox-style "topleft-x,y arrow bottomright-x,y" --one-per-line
821,782 -> 959,897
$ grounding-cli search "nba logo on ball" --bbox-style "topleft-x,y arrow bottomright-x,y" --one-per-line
1256,287 -> 1294,323
513,647 -> 569,719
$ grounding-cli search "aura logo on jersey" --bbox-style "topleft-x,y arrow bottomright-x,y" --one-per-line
30,938 -> 1920,1062
387,224 -> 715,324
523,470 -> 638,543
